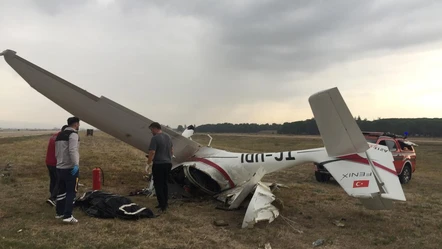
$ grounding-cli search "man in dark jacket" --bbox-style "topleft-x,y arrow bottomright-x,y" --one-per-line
55,117 -> 80,223
45,125 -> 68,207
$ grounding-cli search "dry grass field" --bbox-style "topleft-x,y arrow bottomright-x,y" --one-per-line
0,130 -> 56,138
0,131 -> 441,249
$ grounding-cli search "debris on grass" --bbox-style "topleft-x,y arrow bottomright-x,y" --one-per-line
4,163 -> 13,171
332,218 -> 345,227
258,242 -> 272,249
1,163 -> 13,177
1,163 -> 15,184
272,198 -> 284,211
280,215 -> 304,234
213,220 -> 229,226
312,238 -> 325,247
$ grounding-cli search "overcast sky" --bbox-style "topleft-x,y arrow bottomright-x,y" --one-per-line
1,0 -> 442,129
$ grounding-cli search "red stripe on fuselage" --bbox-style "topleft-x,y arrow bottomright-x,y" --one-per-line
337,154 -> 397,175
188,157 -> 235,188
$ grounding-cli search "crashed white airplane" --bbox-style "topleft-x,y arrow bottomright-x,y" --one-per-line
1,49 -> 406,228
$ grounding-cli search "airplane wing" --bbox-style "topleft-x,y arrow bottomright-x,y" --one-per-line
1,49 -> 202,163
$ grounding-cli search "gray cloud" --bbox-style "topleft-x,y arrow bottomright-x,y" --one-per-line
145,0 -> 442,73
29,0 -> 90,15
1,0 -> 442,128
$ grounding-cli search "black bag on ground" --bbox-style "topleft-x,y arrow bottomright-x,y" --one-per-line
75,190 -> 155,219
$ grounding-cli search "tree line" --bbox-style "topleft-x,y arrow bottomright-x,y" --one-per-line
185,117 -> 442,137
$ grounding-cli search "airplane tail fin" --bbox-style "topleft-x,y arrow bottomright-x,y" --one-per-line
308,87 -> 369,157
309,87 -> 406,209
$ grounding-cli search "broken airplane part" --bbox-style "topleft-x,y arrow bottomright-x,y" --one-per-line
1,49 -> 407,228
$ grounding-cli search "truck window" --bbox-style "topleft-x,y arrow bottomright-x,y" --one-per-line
398,140 -> 413,151
385,140 -> 397,151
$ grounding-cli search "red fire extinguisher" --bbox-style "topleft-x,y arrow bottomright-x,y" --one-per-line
92,167 -> 104,190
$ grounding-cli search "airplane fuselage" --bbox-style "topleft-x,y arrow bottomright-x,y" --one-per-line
174,146 -> 329,195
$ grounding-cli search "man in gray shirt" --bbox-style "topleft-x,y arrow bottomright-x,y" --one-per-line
54,117 -> 80,223
147,122 -> 173,212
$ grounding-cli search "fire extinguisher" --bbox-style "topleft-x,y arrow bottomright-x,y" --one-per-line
92,167 -> 104,190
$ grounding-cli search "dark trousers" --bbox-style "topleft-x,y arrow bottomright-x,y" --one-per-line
47,165 -> 57,200
152,163 -> 172,210
55,168 -> 79,218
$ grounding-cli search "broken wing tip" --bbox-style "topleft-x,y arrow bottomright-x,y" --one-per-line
0,49 -> 17,57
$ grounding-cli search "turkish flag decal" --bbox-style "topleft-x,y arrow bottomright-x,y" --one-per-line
353,180 -> 369,188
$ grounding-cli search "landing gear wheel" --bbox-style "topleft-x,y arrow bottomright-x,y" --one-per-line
399,165 -> 412,184
315,171 -> 330,182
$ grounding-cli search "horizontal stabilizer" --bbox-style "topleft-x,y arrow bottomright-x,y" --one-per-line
308,87 -> 369,157
322,158 -> 380,198
320,143 -> 406,209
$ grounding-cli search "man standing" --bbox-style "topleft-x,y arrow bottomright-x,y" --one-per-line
55,117 -> 80,223
147,122 -> 173,212
45,125 -> 68,207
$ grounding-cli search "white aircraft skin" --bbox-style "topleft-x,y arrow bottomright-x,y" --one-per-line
1,49 -> 407,228
180,142 -> 403,200
190,147 -> 323,192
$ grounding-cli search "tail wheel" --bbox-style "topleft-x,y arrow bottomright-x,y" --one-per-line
315,171 -> 330,182
399,164 -> 412,184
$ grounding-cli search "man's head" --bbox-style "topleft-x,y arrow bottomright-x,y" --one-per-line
67,117 -> 80,130
61,125 -> 68,131
148,122 -> 161,135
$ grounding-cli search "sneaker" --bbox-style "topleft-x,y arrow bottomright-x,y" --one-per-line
55,214 -> 63,219
46,199 -> 56,207
62,216 -> 78,223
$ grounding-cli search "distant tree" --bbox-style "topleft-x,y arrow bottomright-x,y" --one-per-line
194,118 -> 442,137
177,125 -> 184,132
